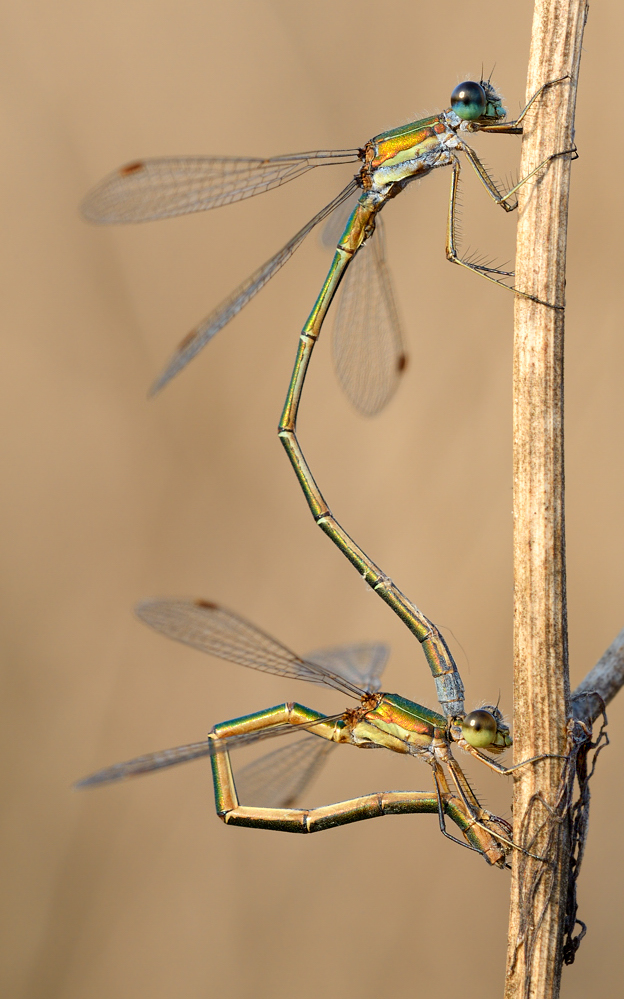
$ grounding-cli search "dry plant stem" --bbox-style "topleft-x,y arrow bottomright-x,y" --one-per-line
505,2 -> 588,998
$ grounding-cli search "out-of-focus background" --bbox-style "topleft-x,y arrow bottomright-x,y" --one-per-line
1,2 -> 622,996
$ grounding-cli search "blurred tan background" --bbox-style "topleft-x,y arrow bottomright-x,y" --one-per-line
1,1 -> 622,996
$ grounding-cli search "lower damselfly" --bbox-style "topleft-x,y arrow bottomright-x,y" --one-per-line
77,597 -> 554,866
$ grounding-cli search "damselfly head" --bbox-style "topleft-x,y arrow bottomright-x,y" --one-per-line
461,705 -> 512,754
450,80 -> 506,123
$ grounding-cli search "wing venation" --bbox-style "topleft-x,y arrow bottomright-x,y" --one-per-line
81,150 -> 360,224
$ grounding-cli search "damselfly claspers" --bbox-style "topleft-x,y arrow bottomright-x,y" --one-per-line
77,597 -> 548,866
82,78 -> 565,415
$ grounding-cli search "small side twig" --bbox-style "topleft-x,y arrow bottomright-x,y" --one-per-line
571,629 -> 624,727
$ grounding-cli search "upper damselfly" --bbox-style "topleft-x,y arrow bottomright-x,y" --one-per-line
82,78 -> 564,415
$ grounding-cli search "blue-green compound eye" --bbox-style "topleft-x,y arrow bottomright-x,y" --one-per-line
450,81 -> 487,121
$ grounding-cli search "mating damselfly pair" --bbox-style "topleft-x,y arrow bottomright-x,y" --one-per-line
78,76 -> 570,864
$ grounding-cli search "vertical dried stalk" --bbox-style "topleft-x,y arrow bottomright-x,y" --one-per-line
504,3 -> 588,998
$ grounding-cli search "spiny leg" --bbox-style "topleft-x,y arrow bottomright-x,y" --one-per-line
278,197 -> 465,719
461,140 -> 578,212
446,158 -> 519,298
446,149 -> 574,307
430,760 -> 489,856
444,751 -> 547,861
461,742 -> 568,777
441,750 -> 517,854
479,75 -> 571,134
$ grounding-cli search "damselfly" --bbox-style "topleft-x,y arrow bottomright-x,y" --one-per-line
82,78 -> 565,415
77,597 -> 553,866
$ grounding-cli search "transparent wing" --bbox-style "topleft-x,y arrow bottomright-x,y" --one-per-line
81,149 -> 361,224
235,734 -> 336,808
305,643 -> 389,694
150,179 -> 359,393
320,188 -> 361,249
136,597 -> 368,699
331,215 -> 407,417
75,739 -> 218,787
77,603 -> 393,790
75,712 -> 347,789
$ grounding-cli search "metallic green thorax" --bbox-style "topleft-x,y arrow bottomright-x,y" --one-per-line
364,694 -> 446,747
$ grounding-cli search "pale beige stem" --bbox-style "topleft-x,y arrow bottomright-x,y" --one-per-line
505,2 -> 589,998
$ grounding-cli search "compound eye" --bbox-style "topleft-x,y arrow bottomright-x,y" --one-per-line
461,709 -> 498,748
451,81 -> 487,121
